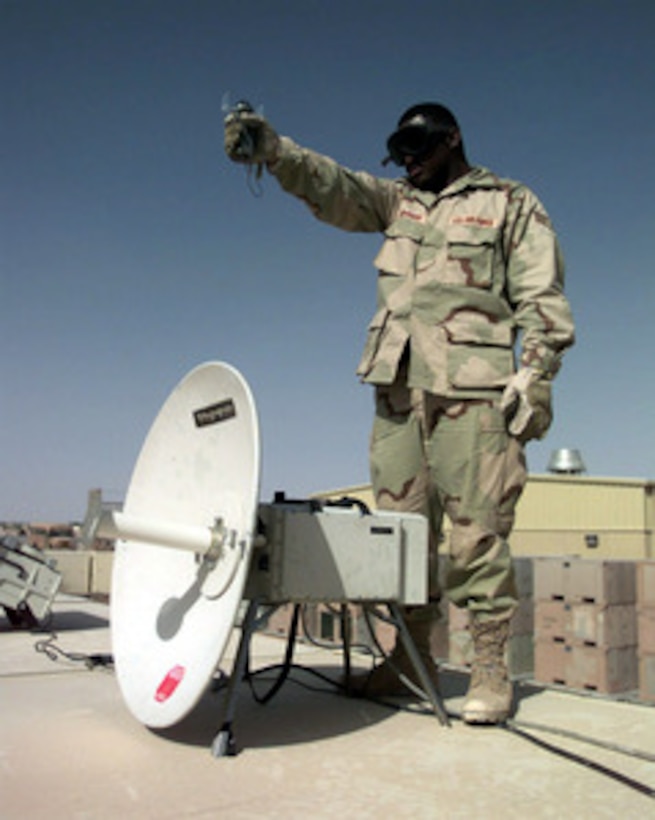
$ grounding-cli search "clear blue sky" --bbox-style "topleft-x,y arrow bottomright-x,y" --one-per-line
2,0 -> 654,522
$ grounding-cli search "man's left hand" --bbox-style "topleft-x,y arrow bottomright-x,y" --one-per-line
500,368 -> 552,443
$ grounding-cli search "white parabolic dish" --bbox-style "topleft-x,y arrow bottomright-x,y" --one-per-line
110,362 -> 260,728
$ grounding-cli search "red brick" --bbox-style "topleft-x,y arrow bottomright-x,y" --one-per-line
535,639 -> 638,694
535,601 -> 636,647
535,600 -> 569,641
566,644 -> 637,694
570,604 -> 636,648
569,560 -> 635,605
534,639 -> 569,685
534,557 -> 573,601
534,558 -> 636,605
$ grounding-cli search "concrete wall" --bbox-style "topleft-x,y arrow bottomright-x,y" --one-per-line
49,550 -> 113,597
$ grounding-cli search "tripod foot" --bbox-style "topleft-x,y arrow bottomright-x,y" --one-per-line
211,722 -> 238,757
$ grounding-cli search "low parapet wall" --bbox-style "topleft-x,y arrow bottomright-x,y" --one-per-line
48,550 -> 113,597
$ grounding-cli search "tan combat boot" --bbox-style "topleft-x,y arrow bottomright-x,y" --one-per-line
349,609 -> 440,697
462,617 -> 512,724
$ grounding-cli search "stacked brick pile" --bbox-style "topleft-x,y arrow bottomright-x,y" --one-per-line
533,558 -> 638,694
637,560 -> 655,702
448,557 -> 535,676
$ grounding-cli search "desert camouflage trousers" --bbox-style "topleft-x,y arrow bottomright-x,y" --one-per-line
369,375 -> 528,623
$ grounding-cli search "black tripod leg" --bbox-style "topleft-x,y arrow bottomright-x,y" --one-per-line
389,602 -> 450,727
340,604 -> 352,694
211,598 -> 260,757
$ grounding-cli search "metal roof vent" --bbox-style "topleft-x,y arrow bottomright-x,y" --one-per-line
547,448 -> 586,475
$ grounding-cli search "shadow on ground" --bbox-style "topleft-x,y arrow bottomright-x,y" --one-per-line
154,663 -> 546,754
0,610 -> 109,634
50,609 -> 110,631
156,664 -> 386,752
154,661 -> 446,753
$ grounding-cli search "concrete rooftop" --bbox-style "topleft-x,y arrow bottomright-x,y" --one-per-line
2,595 -> 654,819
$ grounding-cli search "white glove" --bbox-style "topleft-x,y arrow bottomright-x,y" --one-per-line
500,368 -> 552,442
224,112 -> 280,165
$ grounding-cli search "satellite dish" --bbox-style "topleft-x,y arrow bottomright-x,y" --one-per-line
109,362 -> 259,728
82,360 -> 447,752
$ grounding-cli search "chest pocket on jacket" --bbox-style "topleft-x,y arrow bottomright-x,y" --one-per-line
373,215 -> 426,276
444,225 -> 499,289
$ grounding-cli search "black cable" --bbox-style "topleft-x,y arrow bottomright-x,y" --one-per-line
503,721 -> 655,800
34,633 -> 114,670
506,717 -> 655,764
244,662 -> 343,696
245,604 -> 301,704
290,607 -> 655,772
242,646 -> 655,800
31,617 -> 655,798
322,496 -> 371,516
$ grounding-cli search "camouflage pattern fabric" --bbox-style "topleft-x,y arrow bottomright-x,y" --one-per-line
268,136 -> 574,618
270,137 -> 575,397
369,368 -> 525,619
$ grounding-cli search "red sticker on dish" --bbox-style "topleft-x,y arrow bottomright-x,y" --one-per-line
155,665 -> 185,702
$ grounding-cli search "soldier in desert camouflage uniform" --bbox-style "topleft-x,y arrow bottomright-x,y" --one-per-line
225,102 -> 574,724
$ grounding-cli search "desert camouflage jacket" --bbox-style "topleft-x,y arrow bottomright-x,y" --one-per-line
269,136 -> 575,397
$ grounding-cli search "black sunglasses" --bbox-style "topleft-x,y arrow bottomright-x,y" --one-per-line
384,120 -> 450,166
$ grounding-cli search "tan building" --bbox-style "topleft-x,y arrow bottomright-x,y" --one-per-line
315,474 -> 655,561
